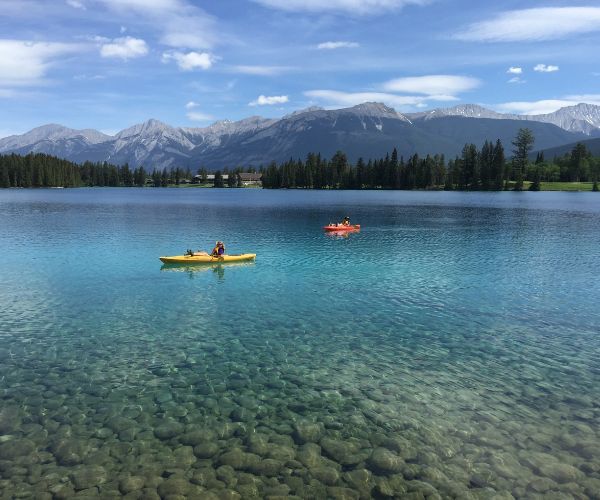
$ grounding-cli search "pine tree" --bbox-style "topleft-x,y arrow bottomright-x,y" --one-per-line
1,164 -> 10,188
214,170 -> 224,188
512,128 -> 535,190
491,139 -> 505,190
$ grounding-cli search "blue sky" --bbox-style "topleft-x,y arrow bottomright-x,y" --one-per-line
1,0 -> 600,136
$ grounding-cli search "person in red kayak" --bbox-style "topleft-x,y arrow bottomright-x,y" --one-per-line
341,216 -> 350,226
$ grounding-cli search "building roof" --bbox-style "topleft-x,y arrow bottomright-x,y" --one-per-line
238,173 -> 262,181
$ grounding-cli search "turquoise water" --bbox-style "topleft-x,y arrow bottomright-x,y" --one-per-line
0,188 -> 599,499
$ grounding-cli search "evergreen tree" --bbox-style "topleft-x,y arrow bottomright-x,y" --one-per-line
568,143 -> 590,182
491,139 -> 506,190
529,166 -> 541,191
460,144 -> 478,189
389,148 -> 399,188
214,170 -> 224,188
227,169 -> 237,187
1,164 -> 10,188
511,128 -> 535,190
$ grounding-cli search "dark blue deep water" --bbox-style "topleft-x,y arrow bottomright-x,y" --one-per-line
1,188 -> 599,498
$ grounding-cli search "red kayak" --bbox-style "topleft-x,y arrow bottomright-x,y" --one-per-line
323,224 -> 361,232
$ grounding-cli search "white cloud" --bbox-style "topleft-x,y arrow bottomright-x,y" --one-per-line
73,74 -> 106,81
186,111 -> 214,121
66,0 -> 85,8
185,101 -> 199,109
0,39 -> 82,87
507,67 -> 522,74
382,75 -> 480,95
455,7 -> 600,42
507,76 -> 525,84
252,0 -> 430,15
97,0 -> 217,49
162,51 -> 214,70
304,74 -> 479,109
496,96 -> 600,115
231,65 -> 292,76
249,95 -> 289,106
533,64 -> 559,73
100,36 -> 148,60
98,0 -> 178,8
564,94 -> 600,103
120,26 -> 127,33
304,89 -> 446,109
317,41 -> 359,50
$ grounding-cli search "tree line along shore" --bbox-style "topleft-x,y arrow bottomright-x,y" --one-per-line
1,129 -> 599,191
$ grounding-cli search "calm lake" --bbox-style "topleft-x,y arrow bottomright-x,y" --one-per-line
1,188 -> 599,499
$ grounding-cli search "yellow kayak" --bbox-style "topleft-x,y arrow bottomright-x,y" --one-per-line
159,253 -> 256,264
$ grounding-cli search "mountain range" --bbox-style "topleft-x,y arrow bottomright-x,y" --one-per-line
1,102 -> 599,169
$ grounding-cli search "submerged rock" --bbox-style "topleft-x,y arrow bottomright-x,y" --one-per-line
0,439 -> 35,460
70,465 -> 107,490
310,466 -> 340,485
320,437 -> 365,466
538,462 -> 582,483
51,438 -> 86,466
154,421 -> 184,440
193,442 -> 220,459
368,447 -> 404,474
294,420 -> 324,444
218,448 -> 260,470
119,475 -> 145,494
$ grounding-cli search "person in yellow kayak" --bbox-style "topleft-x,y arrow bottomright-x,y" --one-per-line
211,241 -> 226,257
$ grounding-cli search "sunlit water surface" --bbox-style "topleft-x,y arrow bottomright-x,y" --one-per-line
0,189 -> 599,499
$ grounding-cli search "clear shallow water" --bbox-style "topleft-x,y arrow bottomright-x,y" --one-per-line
0,188 -> 599,499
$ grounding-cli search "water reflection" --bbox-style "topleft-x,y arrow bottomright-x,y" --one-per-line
323,229 -> 360,239
160,261 -> 256,281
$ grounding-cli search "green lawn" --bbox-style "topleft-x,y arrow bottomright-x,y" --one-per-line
537,182 -> 595,191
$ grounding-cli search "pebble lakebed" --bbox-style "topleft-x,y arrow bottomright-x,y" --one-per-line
0,313 -> 598,499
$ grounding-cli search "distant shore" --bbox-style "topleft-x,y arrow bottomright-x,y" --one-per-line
2,182 -> 597,191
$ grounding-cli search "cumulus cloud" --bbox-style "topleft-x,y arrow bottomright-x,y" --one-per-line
534,64 -> 559,73
382,75 -> 480,95
0,39 -> 82,87
185,101 -> 199,109
507,76 -> 525,84
100,36 -> 148,59
249,95 -> 289,106
317,41 -> 359,50
252,0 -> 430,15
507,67 -> 522,74
162,51 -> 214,70
455,7 -> 600,42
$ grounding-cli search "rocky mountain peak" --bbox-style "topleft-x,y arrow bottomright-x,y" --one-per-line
116,119 -> 173,139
